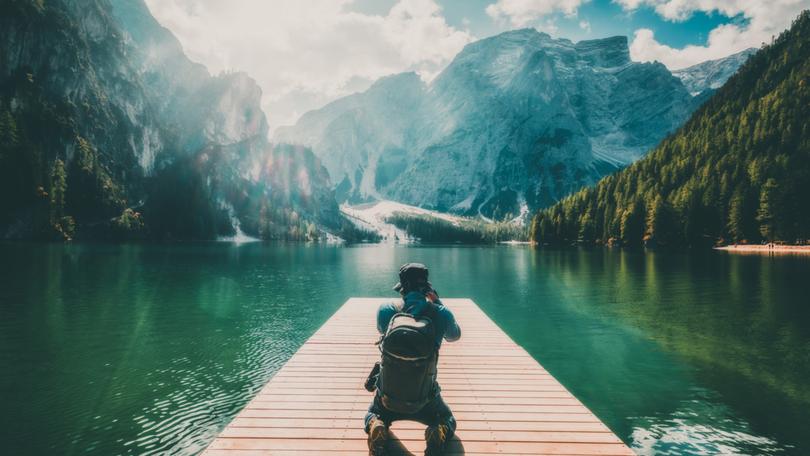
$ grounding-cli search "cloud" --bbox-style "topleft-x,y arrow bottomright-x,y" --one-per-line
619,0 -> 810,69
579,19 -> 591,33
614,0 -> 751,22
144,0 -> 473,130
486,0 -> 588,27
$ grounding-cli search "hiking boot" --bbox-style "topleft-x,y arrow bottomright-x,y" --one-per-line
367,416 -> 388,455
424,423 -> 450,456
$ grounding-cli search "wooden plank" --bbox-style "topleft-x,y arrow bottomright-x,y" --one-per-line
204,452 -> 621,456
252,395 -> 583,405
208,438 -> 633,455
236,409 -> 604,422
256,389 -> 577,398
227,418 -> 613,432
218,428 -> 625,444
202,298 -> 634,455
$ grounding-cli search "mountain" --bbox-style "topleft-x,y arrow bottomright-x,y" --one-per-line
672,48 -> 757,95
276,30 -> 749,220
277,72 -> 429,205
530,11 -> 810,247
108,0 -> 268,154
0,0 -> 358,241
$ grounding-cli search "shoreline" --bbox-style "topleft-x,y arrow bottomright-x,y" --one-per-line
714,244 -> 810,254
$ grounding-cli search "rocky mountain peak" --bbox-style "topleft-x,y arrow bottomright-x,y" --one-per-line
0,0 -> 348,241
672,47 -> 758,95
575,35 -> 630,67
276,27 -> 753,220
368,71 -> 423,91
202,71 -> 269,145
109,0 -> 210,82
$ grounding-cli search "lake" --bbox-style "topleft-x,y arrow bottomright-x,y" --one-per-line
1,242 -> 808,455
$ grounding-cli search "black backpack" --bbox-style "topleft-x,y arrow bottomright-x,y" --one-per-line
377,306 -> 439,413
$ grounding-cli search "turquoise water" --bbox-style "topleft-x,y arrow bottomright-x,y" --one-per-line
1,242 -> 808,455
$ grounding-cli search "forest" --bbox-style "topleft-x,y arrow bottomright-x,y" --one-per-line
530,11 -> 810,248
0,0 -> 375,242
386,212 -> 527,244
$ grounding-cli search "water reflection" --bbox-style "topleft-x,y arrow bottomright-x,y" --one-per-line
506,249 -> 809,455
0,243 -> 808,455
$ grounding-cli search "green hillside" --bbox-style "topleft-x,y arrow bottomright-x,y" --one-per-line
531,11 -> 810,247
0,0 -> 368,242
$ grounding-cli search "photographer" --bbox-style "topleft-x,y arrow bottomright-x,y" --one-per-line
364,263 -> 461,456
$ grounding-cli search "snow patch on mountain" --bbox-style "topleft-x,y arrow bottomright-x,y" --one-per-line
450,194 -> 477,212
278,30 -> 754,222
340,200 -> 467,242
673,48 -> 757,95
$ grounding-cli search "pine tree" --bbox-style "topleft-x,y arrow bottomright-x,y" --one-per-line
529,215 -> 539,242
727,190 -> 746,243
577,207 -> 592,241
0,111 -> 18,148
620,200 -> 644,245
645,195 -> 677,245
530,11 -> 810,247
49,159 -> 67,224
757,178 -> 779,241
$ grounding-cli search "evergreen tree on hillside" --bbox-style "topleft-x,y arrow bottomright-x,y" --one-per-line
531,10 -> 810,247
386,212 -> 526,244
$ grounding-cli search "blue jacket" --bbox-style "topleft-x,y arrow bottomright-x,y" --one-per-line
377,291 -> 461,346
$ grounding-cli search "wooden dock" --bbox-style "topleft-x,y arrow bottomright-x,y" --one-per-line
203,298 -> 634,455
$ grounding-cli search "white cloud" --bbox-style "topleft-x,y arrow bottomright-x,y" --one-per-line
486,0 -> 589,27
614,0 -> 748,22
539,19 -> 561,34
620,0 -> 810,69
579,19 -> 591,33
144,0 -> 473,130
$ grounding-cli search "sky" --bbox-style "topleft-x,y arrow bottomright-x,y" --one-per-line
143,0 -> 810,132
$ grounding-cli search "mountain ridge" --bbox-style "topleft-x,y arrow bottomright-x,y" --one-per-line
276,27 -> 751,220
0,0 -> 361,241
530,11 -> 810,247
672,48 -> 757,95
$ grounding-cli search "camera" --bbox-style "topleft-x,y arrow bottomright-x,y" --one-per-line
364,362 -> 381,392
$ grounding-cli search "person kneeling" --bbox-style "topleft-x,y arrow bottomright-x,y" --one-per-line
364,263 -> 461,456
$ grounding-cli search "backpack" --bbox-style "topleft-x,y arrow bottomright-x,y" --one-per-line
377,306 -> 439,414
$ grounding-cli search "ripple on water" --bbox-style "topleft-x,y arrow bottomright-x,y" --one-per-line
119,318 -> 314,456
3,244 -> 809,455
629,392 -> 788,455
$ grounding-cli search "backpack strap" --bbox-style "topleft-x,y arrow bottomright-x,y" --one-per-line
376,299 -> 439,348
375,301 -> 405,347
415,302 -> 441,351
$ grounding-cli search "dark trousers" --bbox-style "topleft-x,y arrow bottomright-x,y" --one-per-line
364,392 -> 456,436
